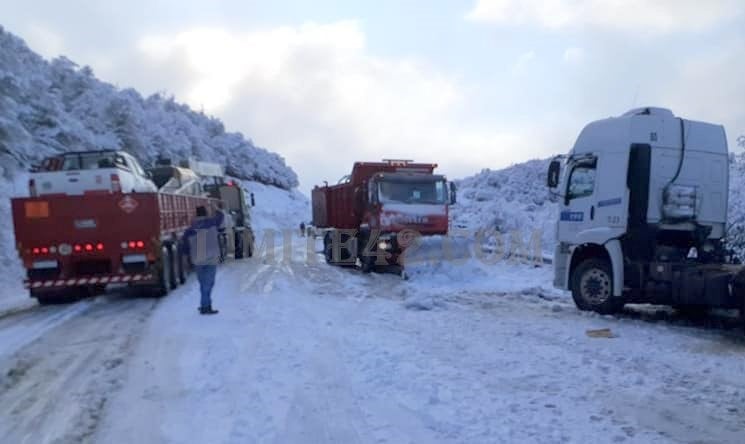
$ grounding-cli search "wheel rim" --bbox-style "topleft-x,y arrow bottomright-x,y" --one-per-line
580,268 -> 611,305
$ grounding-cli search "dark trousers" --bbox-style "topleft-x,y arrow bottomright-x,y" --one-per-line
195,264 -> 217,308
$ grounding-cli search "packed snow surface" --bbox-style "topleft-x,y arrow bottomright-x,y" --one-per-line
2,233 -> 744,443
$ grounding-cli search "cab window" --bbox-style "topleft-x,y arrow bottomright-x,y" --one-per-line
567,160 -> 596,200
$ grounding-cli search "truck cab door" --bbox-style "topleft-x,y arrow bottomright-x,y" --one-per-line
558,156 -> 599,240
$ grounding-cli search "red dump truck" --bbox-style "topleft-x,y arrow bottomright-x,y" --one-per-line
11,151 -> 217,305
312,160 -> 455,273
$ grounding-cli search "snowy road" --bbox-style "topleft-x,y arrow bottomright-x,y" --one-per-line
1,238 -> 744,443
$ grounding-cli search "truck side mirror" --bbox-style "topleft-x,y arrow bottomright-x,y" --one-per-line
449,182 -> 457,205
547,160 -> 561,188
250,193 -> 255,207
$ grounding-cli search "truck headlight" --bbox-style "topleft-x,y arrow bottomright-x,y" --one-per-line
378,241 -> 389,250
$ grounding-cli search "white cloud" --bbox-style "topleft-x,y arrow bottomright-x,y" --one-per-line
465,0 -> 743,32
562,47 -> 584,64
135,21 -> 544,190
21,23 -> 64,59
511,50 -> 536,75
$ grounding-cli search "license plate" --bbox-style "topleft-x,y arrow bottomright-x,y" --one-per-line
74,219 -> 97,229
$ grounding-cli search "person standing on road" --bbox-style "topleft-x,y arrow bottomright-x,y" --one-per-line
182,203 -> 224,315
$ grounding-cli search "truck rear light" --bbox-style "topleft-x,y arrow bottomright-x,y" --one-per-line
74,244 -> 82,252
84,243 -> 94,252
32,247 -> 41,254
111,174 -> 122,193
96,243 -> 104,251
41,247 -> 49,254
29,179 -> 38,197
124,240 -> 145,249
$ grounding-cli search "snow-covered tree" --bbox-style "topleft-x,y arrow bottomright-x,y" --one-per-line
0,25 -> 298,189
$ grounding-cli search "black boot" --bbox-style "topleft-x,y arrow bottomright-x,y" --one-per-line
199,305 -> 219,315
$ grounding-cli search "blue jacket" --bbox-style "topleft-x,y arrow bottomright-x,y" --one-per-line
182,211 -> 225,266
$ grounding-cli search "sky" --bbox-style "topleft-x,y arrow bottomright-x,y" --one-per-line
1,0 -> 744,192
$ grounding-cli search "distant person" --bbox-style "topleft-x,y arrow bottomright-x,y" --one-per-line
182,203 -> 224,315
300,221 -> 306,237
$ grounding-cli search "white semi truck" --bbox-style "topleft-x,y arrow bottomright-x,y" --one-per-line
548,107 -> 745,328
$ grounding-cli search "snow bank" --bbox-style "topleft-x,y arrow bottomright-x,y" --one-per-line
0,173 -> 34,313
243,180 -> 309,233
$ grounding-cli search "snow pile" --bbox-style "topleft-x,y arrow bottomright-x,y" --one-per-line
243,180 -> 309,233
452,159 -> 557,254
0,25 -> 297,189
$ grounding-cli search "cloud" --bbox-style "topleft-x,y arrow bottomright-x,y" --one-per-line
562,47 -> 584,64
134,21 -> 542,190
465,0 -> 743,32
511,50 -> 536,75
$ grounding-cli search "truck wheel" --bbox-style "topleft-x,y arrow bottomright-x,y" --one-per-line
152,246 -> 174,297
324,232 -> 334,264
571,259 -> 623,314
176,246 -> 191,285
234,231 -> 244,260
169,244 -> 180,289
359,236 -> 375,273
247,236 -> 254,258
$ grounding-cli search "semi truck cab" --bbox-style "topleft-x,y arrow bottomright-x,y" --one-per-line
547,107 -> 742,317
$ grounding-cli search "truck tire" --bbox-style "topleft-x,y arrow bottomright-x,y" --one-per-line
323,232 -> 334,264
151,246 -> 174,298
358,236 -> 375,273
571,258 -> 624,314
234,230 -> 244,260
177,243 -> 189,285
169,244 -> 180,289
247,235 -> 254,258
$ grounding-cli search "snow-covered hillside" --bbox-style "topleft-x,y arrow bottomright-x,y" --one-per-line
453,149 -> 745,259
0,26 -> 297,189
452,159 -> 557,255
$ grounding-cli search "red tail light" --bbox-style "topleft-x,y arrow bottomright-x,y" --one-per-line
74,244 -> 82,252
96,243 -> 104,251
136,240 -> 145,248
29,179 -> 37,197
128,241 -> 136,248
32,247 -> 41,254
41,247 -> 49,254
84,243 -> 94,252
111,174 -> 122,193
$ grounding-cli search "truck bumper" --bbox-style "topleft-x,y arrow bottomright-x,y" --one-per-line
25,273 -> 156,290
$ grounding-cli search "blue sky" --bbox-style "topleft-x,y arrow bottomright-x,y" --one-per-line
2,0 -> 744,191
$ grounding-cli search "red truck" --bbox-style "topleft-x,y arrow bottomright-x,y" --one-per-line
312,159 -> 455,273
12,153 -> 217,305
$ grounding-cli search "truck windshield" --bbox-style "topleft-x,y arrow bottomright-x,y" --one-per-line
47,152 -> 128,171
378,180 -> 447,204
